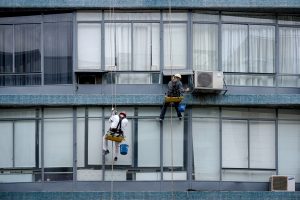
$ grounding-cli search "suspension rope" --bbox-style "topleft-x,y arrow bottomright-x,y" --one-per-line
167,0 -> 175,199
108,1 -> 116,200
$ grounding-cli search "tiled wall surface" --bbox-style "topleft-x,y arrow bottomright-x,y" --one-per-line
0,192 -> 299,200
0,94 -> 299,106
0,0 -> 299,8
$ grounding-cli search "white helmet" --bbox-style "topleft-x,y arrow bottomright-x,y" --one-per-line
174,74 -> 182,79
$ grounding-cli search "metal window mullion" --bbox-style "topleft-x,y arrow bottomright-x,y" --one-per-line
35,108 -> 40,168
160,115 -> 163,181
73,107 -> 77,182
187,10 -> 192,70
41,15 -> 44,85
247,24 -> 250,73
101,10 -> 105,72
72,12 -> 77,86
101,107 -> 105,181
275,14 -> 279,87
187,107 -> 193,185
12,121 -> 15,168
41,107 -> 44,182
84,107 -> 88,167
12,24 -> 15,73
275,109 -> 278,175
133,107 -> 138,168
218,12 -> 222,71
219,107 -> 222,181
247,119 -> 250,169
131,22 -> 134,71
160,11 -> 164,72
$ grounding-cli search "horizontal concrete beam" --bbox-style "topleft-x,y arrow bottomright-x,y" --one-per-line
0,0 -> 299,9
0,94 -> 300,106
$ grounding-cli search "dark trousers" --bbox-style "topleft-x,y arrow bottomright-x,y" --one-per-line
159,102 -> 182,120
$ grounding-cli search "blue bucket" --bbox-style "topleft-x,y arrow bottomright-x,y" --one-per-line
178,104 -> 186,112
120,144 -> 129,155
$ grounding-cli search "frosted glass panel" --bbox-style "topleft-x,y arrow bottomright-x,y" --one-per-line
164,24 -> 187,69
77,12 -> 102,21
78,23 -> 101,69
88,117 -> 102,165
222,170 -> 276,182
0,109 -> 35,118
138,119 -> 160,167
15,121 -> 35,167
77,108 -> 85,167
44,108 -> 73,167
193,118 -> 220,180
250,121 -> 275,168
0,122 -> 13,168
222,120 -> 248,168
192,107 -> 219,117
278,121 -> 300,182
163,119 -> 184,167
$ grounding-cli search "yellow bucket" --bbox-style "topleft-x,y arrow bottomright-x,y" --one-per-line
164,96 -> 184,103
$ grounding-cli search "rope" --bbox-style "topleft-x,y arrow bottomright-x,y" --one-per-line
167,0 -> 175,199
108,1 -> 116,200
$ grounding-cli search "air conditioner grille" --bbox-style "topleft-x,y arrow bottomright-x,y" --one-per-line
272,176 -> 288,191
197,72 -> 213,88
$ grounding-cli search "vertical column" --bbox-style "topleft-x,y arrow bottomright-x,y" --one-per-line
73,107 -> 77,182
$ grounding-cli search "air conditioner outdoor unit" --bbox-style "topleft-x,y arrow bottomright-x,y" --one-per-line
194,71 -> 223,90
270,175 -> 295,192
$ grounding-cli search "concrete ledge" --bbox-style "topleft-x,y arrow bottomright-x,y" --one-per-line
0,94 -> 300,106
0,0 -> 299,9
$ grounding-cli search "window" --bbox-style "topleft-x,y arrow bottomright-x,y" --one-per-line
192,107 -> 220,180
44,21 -> 73,84
278,27 -> 300,87
221,108 -> 276,181
193,24 -> 218,71
222,14 -> 275,86
278,109 -> 300,182
0,24 -> 41,86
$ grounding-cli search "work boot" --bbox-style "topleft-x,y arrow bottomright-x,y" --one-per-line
114,157 -> 118,161
103,149 -> 109,155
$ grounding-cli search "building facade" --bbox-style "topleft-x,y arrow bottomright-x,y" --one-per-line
0,0 -> 299,192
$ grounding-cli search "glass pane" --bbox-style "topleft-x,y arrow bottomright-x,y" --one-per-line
222,24 -> 248,72
222,120 -> 248,168
138,107 -> 160,168
222,169 -> 276,182
44,22 -> 73,84
44,108 -> 73,168
278,121 -> 300,182
133,23 -> 160,71
105,23 -> 131,70
221,12 -> 275,23
249,121 -> 275,169
77,11 -> 102,21
0,122 -> 13,168
164,23 -> 187,69
15,121 -> 36,167
163,12 -> 188,21
278,15 -> 300,25
115,73 -> 154,84
193,24 -> 218,71
88,107 -> 102,165
278,109 -> 300,120
224,74 -> 274,86
249,25 -> 275,73
104,12 -> 160,21
279,27 -> 300,74
193,117 -> 220,180
0,25 -> 13,73
0,108 -> 36,118
222,107 -> 275,119
163,109 -> 185,180
77,108 -> 85,168
78,23 -> 101,70
15,24 -> 41,73
193,12 -> 219,22
278,75 -> 300,87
